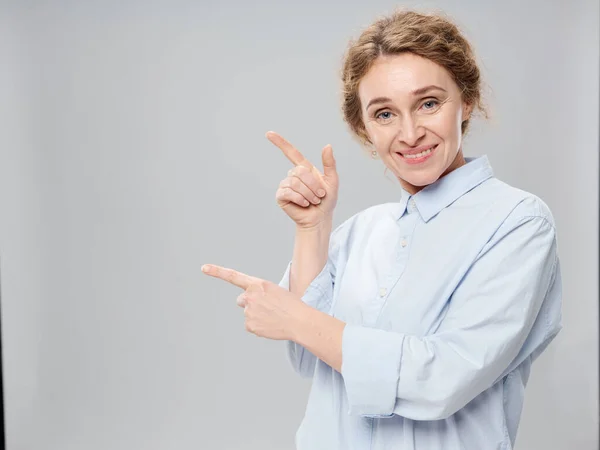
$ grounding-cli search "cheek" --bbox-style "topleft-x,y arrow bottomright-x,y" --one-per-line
426,111 -> 462,139
367,124 -> 396,148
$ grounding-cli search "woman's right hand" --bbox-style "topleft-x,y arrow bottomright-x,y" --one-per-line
267,131 -> 339,230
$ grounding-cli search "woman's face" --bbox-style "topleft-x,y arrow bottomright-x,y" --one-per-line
358,52 -> 472,194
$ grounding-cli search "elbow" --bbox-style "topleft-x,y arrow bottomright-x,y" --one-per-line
399,384 -> 475,421
349,383 -> 468,421
422,399 -> 464,421
425,384 -> 471,420
356,396 -> 464,421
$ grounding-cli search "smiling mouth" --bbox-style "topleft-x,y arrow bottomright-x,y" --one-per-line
398,145 -> 437,158
396,144 -> 438,162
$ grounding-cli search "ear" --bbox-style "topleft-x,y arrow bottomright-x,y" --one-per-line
360,125 -> 373,147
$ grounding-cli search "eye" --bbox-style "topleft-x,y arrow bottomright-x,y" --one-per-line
375,110 -> 394,123
421,99 -> 440,111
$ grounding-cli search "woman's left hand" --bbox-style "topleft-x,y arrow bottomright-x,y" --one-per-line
201,263 -> 307,341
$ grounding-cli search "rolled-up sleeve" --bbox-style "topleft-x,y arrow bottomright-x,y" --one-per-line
278,259 -> 334,313
341,214 -> 561,420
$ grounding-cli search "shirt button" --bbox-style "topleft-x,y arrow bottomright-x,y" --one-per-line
379,288 -> 387,297
401,239 -> 408,247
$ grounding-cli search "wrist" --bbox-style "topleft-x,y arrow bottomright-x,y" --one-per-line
288,300 -> 315,344
296,217 -> 333,234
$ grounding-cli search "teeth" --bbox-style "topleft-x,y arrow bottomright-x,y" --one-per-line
404,147 -> 433,159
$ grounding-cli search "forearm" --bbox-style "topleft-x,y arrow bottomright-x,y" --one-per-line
289,218 -> 333,297
291,305 -> 346,373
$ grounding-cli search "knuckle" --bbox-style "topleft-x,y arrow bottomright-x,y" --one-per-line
277,187 -> 292,200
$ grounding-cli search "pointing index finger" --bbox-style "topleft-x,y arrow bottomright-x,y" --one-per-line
266,131 -> 311,168
201,264 -> 259,290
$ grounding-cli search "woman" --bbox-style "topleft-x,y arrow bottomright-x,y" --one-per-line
202,9 -> 562,450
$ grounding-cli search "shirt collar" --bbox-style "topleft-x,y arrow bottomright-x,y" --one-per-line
396,155 -> 494,222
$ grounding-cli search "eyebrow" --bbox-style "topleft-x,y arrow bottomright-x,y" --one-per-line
365,85 -> 447,110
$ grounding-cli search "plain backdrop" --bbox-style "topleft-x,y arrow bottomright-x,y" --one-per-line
0,0 -> 598,449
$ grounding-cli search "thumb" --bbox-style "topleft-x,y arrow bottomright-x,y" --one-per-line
321,144 -> 337,179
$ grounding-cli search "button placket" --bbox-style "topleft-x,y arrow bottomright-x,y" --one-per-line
369,233 -> 409,323
372,215 -> 418,326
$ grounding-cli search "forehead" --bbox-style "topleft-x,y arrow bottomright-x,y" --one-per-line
358,53 -> 456,100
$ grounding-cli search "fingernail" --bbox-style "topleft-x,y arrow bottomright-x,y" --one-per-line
317,189 -> 326,197
201,265 -> 209,273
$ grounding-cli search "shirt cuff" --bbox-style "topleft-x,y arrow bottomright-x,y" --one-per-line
341,323 -> 405,417
278,260 -> 334,313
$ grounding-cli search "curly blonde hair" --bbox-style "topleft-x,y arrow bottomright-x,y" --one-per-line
341,9 -> 489,146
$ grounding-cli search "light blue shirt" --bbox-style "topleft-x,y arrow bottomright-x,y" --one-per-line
278,155 -> 562,450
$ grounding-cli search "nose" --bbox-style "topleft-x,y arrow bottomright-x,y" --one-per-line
398,115 -> 425,147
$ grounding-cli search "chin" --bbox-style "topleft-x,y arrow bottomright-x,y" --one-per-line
400,171 -> 443,188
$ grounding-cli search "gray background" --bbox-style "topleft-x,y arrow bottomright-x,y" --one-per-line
1,0 -> 598,449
